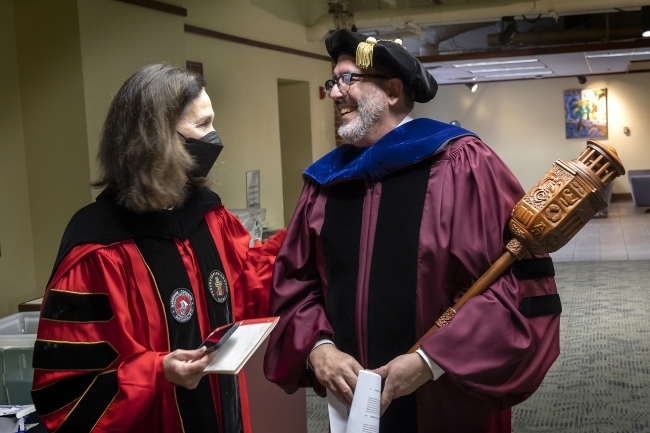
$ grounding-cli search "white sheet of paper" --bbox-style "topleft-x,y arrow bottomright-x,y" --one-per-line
326,370 -> 382,433
327,391 -> 349,433
346,370 -> 381,433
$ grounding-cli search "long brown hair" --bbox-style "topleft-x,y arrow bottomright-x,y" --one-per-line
92,64 -> 206,212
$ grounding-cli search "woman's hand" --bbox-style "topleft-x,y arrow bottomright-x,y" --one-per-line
163,347 -> 218,389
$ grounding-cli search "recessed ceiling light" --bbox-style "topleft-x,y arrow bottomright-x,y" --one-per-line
586,51 -> 650,58
484,70 -> 553,78
452,59 -> 539,68
469,66 -> 546,73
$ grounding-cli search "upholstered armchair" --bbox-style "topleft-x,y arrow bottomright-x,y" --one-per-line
628,169 -> 650,213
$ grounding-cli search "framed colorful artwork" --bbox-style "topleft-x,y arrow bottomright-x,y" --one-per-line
564,88 -> 608,139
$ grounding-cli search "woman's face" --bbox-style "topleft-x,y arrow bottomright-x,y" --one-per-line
177,88 -> 215,139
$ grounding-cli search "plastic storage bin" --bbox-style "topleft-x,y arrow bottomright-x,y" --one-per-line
0,312 -> 38,405
0,312 -> 40,337
2,346 -> 34,405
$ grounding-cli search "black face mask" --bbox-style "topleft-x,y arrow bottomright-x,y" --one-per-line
178,130 -> 224,177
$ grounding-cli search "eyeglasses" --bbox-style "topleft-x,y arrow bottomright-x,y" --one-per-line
324,73 -> 390,95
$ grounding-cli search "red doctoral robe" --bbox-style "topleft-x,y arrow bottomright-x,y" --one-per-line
32,187 -> 283,433
264,119 -> 561,433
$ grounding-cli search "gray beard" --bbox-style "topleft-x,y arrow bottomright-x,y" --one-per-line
337,87 -> 385,143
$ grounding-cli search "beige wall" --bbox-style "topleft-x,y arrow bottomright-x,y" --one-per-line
184,0 -> 327,56
279,81 -> 314,227
184,31 -> 334,230
77,0 -> 187,191
1,0 -> 335,315
13,0 -> 92,293
412,72 -> 650,194
0,0 -> 37,317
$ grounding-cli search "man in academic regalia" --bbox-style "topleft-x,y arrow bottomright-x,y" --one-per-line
31,64 -> 283,433
264,29 -> 561,432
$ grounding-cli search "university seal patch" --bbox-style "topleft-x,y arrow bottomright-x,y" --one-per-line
208,270 -> 229,303
170,289 -> 194,323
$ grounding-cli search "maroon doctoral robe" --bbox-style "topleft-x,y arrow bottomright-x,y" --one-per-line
264,119 -> 561,433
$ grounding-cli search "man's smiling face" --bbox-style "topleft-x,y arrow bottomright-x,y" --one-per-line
330,54 -> 388,145
331,55 -> 363,124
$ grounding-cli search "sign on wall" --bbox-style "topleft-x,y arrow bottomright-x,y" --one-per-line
246,169 -> 260,209
564,88 -> 608,139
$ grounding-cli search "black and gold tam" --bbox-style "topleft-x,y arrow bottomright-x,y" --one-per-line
325,28 -> 438,103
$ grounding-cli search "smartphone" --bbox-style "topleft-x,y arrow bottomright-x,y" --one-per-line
199,322 -> 239,354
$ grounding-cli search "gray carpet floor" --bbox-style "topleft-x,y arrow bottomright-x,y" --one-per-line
307,260 -> 650,432
512,260 -> 650,433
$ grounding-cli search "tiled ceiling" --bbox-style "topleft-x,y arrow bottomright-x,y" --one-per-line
422,46 -> 650,85
329,1 -> 650,84
253,0 -> 650,83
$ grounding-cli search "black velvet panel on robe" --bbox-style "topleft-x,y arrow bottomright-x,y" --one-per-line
135,237 -> 221,433
190,220 -> 242,433
321,158 -> 434,433
367,158 -> 432,433
321,180 -> 366,363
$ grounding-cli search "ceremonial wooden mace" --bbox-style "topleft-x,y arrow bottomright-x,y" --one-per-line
409,140 -> 625,353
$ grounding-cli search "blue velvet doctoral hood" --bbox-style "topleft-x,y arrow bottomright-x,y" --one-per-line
304,118 -> 477,185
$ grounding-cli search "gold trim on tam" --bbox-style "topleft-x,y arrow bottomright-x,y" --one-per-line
355,37 -> 405,69
356,37 -> 377,69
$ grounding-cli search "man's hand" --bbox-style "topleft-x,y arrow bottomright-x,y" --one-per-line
309,344 -> 363,405
163,347 -> 218,389
371,353 -> 433,415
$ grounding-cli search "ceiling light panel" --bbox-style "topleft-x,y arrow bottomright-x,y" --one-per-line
469,66 -> 547,73
586,51 -> 650,58
484,71 -> 554,78
452,59 -> 539,68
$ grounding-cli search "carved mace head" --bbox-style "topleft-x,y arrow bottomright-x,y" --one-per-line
507,140 -> 625,258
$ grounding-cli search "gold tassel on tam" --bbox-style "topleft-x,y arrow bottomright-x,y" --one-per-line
356,37 -> 377,69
